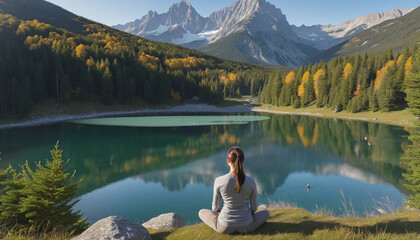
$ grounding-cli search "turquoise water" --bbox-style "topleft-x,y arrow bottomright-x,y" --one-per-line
73,115 -> 271,127
0,114 -> 410,225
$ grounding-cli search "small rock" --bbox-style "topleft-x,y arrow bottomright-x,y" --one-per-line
72,216 -> 151,240
306,184 -> 311,188
258,204 -> 268,209
373,118 -> 377,121
415,116 -> 420,120
143,213 -> 184,230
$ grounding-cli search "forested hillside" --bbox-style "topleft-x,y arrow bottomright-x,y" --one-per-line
0,0 -> 279,117
259,47 -> 417,112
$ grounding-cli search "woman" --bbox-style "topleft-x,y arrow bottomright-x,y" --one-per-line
199,146 -> 269,234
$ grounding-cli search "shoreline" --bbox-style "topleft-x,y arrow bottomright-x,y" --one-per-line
0,104 -> 254,129
253,105 -> 416,128
0,103 -> 415,129
253,108 -> 391,125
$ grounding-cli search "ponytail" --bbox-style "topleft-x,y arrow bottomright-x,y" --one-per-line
227,147 -> 245,193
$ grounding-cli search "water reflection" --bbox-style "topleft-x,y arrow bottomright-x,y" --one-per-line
0,114 -> 411,224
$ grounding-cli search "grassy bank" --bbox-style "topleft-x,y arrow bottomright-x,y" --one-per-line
149,207 -> 420,240
3,207 -> 418,240
254,104 -> 416,128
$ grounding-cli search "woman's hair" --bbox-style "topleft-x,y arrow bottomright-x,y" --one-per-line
227,146 -> 245,193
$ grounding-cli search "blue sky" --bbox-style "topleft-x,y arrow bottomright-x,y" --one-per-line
46,0 -> 419,26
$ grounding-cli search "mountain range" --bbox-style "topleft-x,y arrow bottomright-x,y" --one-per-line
114,0 -> 416,66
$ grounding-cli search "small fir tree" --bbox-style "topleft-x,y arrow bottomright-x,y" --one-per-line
0,142 -> 87,234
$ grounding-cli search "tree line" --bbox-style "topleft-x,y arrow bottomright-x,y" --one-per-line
0,14 -> 274,117
259,47 -> 417,112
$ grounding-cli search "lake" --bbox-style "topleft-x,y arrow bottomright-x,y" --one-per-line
0,113 -> 411,225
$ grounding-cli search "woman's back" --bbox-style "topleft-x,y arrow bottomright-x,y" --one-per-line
213,174 -> 257,227
199,146 -> 269,234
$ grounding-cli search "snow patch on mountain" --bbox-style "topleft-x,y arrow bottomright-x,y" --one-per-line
171,26 -> 221,44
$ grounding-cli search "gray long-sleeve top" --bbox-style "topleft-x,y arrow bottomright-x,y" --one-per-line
212,174 -> 258,227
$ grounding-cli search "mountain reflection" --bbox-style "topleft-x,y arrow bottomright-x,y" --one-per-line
0,114 -> 410,197
134,143 -> 388,194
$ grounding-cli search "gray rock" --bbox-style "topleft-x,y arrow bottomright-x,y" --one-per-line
143,213 -> 184,230
72,216 -> 151,240
373,118 -> 377,121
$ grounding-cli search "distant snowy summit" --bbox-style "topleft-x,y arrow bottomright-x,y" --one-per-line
113,0 -> 292,46
113,0 -> 413,66
113,0 -> 217,45
292,8 -> 414,50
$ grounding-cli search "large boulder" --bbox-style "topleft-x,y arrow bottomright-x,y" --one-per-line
142,213 -> 184,230
72,216 -> 151,240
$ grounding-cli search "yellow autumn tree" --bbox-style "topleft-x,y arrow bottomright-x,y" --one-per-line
284,71 -> 295,84
170,89 -> 182,102
138,52 -> 159,70
298,71 -> 309,98
354,84 -> 361,96
313,69 -> 326,98
228,73 -> 237,82
86,56 -> 95,68
343,63 -> 353,79
397,54 -> 404,64
75,44 -> 88,58
104,41 -> 127,53
165,57 -> 204,69
374,60 -> 395,91
220,72 -> 237,84
405,56 -> 412,75
220,75 -> 228,84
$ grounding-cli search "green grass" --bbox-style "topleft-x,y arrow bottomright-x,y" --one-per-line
149,207 -> 420,240
255,104 -> 416,128
2,207 -> 419,239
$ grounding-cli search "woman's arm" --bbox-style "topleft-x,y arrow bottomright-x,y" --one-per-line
249,179 -> 257,214
212,179 -> 221,212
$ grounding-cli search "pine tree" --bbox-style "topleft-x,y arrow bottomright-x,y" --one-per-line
19,142 -> 88,233
402,50 -> 420,209
368,84 -> 379,111
100,66 -> 113,104
378,63 -> 398,111
0,166 -> 29,230
405,51 -> 420,117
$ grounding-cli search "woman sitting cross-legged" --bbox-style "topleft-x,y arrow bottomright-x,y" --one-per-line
198,146 -> 270,234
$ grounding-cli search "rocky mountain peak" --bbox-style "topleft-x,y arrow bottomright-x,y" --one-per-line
144,10 -> 158,19
167,0 -> 194,14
